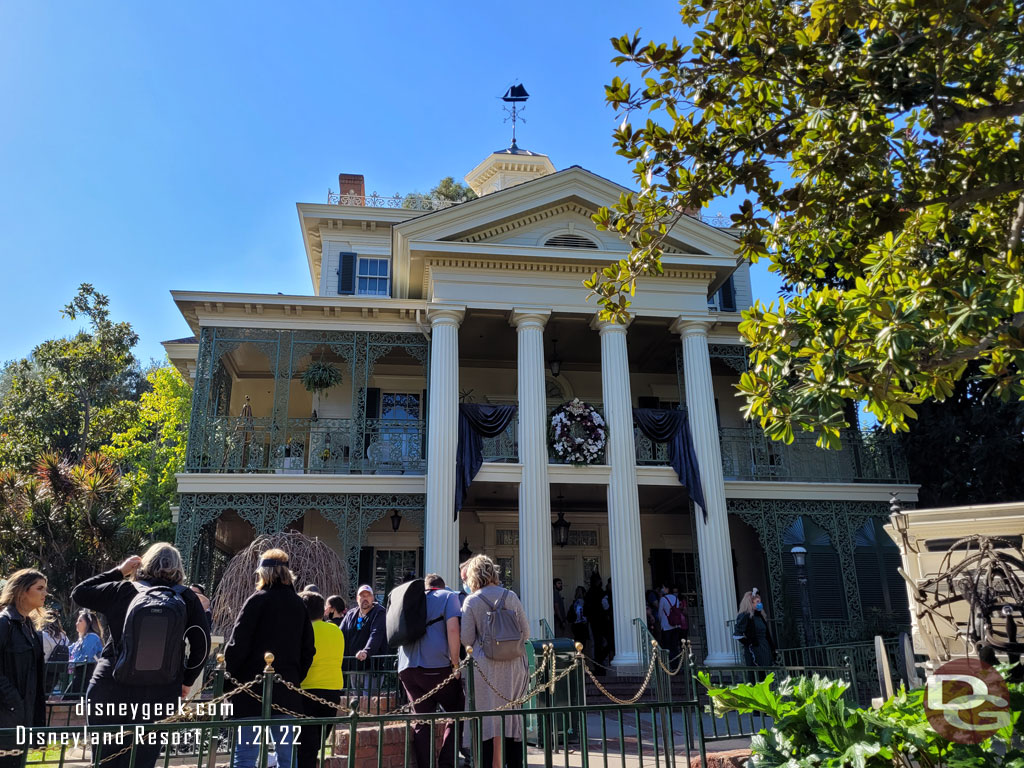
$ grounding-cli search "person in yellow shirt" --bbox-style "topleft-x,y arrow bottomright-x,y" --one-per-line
296,591 -> 344,768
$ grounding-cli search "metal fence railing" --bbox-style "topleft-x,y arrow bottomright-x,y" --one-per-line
9,645 -> 711,768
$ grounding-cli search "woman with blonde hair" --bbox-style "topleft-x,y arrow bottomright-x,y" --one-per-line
224,548 -> 315,768
461,555 -> 530,768
71,543 -> 211,768
0,568 -> 48,768
733,588 -> 775,667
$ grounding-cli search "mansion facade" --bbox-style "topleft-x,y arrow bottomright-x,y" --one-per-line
167,146 -> 916,667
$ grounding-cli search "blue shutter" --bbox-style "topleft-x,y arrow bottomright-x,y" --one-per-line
338,252 -> 357,295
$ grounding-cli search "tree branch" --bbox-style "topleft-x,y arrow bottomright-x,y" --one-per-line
918,182 -> 1024,212
920,312 -> 1024,371
930,101 -> 1024,134
1008,194 -> 1024,252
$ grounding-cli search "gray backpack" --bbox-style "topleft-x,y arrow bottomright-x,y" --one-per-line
478,589 -> 524,661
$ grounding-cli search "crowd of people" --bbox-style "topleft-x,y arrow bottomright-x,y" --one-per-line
4,543 -> 775,768
0,547 -> 539,768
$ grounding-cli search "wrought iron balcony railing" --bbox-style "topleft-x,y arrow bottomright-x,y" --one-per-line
481,415 -> 518,462
633,424 -> 909,484
184,415 -> 426,475
326,190 -> 469,210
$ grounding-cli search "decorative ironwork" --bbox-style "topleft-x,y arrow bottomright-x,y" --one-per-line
729,498 -> 894,642
633,428 -> 670,465
326,190 -> 468,210
176,491 -> 426,589
707,343 -> 749,374
184,328 -> 429,475
481,415 -> 518,462
719,426 -> 909,483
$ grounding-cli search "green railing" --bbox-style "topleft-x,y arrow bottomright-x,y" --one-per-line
13,645 -> 710,768
719,426 -> 909,483
183,416 -> 426,474
633,424 -> 909,483
480,415 -> 518,462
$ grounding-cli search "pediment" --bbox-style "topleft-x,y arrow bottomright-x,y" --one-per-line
391,166 -> 738,297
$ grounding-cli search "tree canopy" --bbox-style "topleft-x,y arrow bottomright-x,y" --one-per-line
589,0 -> 1024,446
403,176 -> 477,209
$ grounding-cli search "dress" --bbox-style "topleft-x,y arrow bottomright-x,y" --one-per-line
460,585 -> 530,743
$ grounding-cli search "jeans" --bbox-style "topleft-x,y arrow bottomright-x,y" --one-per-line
233,716 -> 298,768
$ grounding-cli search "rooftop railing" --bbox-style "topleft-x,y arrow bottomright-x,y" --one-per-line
326,190 -> 469,210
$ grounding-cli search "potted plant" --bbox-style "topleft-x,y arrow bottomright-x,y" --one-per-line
302,360 -> 342,397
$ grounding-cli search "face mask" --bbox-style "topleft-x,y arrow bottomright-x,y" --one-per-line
755,602 -> 763,611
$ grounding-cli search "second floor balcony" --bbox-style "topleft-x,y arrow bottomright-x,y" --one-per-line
634,425 -> 909,484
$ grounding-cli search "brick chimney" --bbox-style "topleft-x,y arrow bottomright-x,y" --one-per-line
337,173 -> 365,204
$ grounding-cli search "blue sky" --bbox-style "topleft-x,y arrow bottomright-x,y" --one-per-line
0,1 -> 779,365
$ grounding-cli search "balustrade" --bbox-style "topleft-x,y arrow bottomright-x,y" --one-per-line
633,424 -> 909,483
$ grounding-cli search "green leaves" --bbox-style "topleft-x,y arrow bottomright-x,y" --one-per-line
704,674 -> 1024,767
590,0 -> 1024,442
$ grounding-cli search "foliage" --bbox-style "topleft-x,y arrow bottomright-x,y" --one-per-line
0,284 -> 144,468
700,672 -> 1024,767
0,452 -> 142,617
894,365 -> 1024,507
300,360 -> 343,395
104,364 -> 192,541
590,0 -> 1024,447
402,176 -> 477,209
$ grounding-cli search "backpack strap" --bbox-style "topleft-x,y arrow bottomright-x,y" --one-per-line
477,592 -> 498,612
496,589 -> 510,610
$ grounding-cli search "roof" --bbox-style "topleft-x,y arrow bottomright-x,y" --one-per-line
162,336 -> 199,344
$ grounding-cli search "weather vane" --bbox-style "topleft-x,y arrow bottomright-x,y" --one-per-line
501,83 -> 529,149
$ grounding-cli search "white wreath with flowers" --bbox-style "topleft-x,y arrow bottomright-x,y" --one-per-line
549,398 -> 608,465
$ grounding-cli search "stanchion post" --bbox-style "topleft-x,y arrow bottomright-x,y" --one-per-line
259,652 -> 275,768
466,646 -> 481,768
574,642 -> 589,768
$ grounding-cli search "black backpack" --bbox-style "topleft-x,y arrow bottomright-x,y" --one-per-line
113,582 -> 188,686
48,642 -> 70,666
385,579 -> 444,648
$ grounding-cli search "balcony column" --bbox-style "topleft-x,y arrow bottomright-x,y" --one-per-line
672,318 -> 737,665
510,308 -> 554,635
591,317 -> 645,671
424,305 -> 464,589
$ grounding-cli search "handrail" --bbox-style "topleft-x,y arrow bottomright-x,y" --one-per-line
539,617 -> 555,640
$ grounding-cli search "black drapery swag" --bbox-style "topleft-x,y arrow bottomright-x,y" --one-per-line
455,403 -> 518,520
632,408 -> 708,522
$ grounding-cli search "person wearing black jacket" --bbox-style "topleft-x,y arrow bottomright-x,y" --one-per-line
71,544 -> 210,768
0,569 -> 48,768
224,548 -> 315,768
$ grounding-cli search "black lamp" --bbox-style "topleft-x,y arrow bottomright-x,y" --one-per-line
790,545 -> 807,567
549,338 -> 561,378
459,539 -> 473,562
390,509 -> 402,532
552,491 -> 571,547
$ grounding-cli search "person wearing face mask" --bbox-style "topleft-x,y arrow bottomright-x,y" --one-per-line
734,589 -> 775,667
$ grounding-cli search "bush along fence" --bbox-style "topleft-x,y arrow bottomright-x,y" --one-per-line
1,643 -> 712,768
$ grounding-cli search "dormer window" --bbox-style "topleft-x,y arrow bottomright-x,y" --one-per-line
545,233 -> 598,249
337,252 -> 390,296
357,257 -> 390,296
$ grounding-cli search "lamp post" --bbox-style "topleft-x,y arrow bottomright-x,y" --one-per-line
790,545 -> 815,647
552,490 -> 571,547
390,509 -> 402,532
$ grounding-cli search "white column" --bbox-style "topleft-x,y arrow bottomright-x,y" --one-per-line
511,309 -> 554,636
591,317 -> 645,671
424,305 -> 464,589
673,318 -> 737,665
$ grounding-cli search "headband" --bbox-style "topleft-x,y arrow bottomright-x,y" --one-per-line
751,587 -> 759,596
259,558 -> 288,568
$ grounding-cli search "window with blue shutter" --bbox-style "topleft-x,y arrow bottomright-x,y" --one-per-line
337,251 -> 356,295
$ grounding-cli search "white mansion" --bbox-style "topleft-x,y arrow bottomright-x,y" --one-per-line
166,144 -> 917,667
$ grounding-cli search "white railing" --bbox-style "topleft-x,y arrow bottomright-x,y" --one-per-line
326,190 -> 469,210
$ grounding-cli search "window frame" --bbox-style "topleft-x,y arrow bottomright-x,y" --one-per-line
356,257 -> 391,297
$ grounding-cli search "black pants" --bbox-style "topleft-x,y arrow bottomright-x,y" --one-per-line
87,676 -> 180,768
661,628 -> 682,663
296,689 -> 341,768
399,666 -> 465,768
481,737 -> 524,768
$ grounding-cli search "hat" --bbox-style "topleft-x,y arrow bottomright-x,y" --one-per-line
357,584 -> 374,596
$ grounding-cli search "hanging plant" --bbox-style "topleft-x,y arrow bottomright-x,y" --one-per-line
302,360 -> 342,396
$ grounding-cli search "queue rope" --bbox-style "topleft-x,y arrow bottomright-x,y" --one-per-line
0,643 -> 675,762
